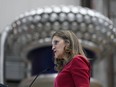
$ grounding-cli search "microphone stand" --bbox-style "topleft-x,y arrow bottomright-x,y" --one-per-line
29,68 -> 50,87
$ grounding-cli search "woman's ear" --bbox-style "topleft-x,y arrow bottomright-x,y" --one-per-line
64,40 -> 71,53
66,42 -> 70,48
65,40 -> 70,45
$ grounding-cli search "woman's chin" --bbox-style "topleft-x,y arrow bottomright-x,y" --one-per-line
55,55 -> 63,59
54,55 -> 59,59
54,56 -> 58,59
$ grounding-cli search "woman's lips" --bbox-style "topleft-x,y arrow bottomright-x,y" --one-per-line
54,51 -> 56,54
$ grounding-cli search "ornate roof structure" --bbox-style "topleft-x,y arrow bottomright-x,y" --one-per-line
2,5 -> 116,60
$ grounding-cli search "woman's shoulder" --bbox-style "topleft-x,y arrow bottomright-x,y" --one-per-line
70,55 -> 90,68
73,55 -> 89,62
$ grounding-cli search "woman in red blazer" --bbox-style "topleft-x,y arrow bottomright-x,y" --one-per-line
52,30 -> 91,87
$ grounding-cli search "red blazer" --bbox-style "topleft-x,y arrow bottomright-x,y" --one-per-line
54,55 -> 91,87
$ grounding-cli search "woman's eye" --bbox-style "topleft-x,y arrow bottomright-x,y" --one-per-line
53,41 -> 59,45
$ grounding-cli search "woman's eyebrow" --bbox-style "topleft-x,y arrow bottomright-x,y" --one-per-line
52,40 -> 59,45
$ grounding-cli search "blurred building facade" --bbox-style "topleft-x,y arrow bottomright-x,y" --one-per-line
0,0 -> 116,87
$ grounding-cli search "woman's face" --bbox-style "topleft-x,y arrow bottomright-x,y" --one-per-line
52,36 -> 66,59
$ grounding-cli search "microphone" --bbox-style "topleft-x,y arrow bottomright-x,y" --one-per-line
29,67 -> 50,87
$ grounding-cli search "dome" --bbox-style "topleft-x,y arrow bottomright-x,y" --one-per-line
2,5 -> 116,59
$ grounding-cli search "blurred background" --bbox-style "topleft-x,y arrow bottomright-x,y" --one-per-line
0,0 -> 116,87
